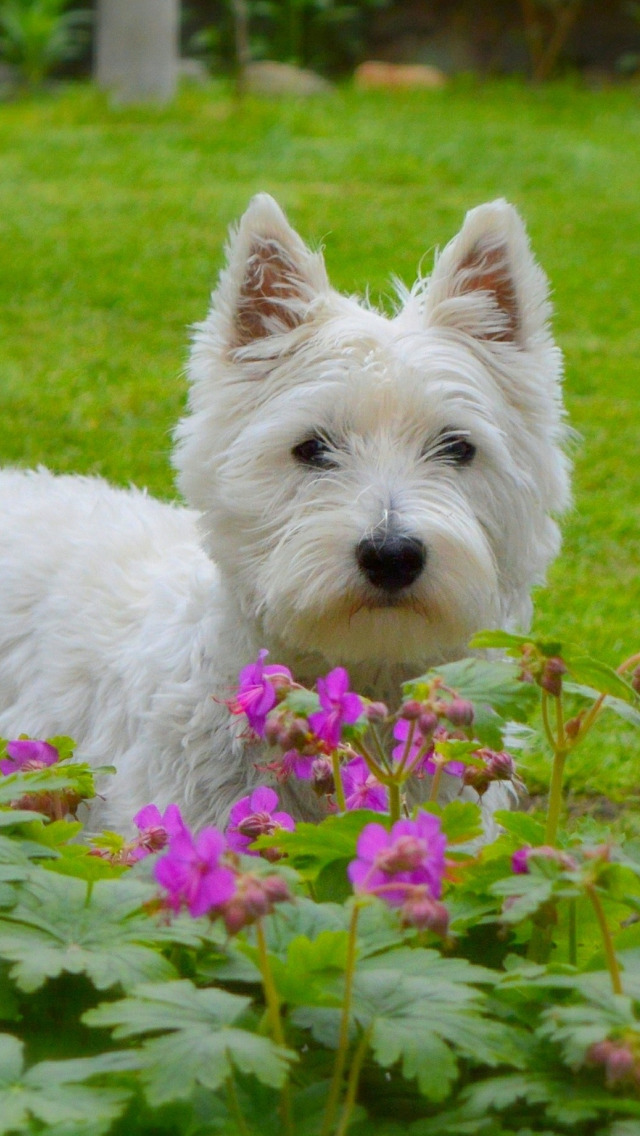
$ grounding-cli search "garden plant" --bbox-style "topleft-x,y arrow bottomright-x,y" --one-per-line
0,628 -> 639,1134
0,76 -> 639,1134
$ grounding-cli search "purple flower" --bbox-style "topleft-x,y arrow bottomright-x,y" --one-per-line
511,847 -> 533,875
0,738 -> 59,776
392,720 -> 464,779
341,756 -> 389,812
154,825 -> 236,918
308,667 -> 363,750
129,803 -> 187,860
230,650 -> 292,737
281,749 -> 316,781
226,786 -> 295,856
348,813 -> 447,904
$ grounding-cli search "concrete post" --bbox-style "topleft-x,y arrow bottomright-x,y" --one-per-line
94,0 -> 180,104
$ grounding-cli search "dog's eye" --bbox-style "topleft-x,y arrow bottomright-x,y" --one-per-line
436,433 -> 476,466
292,436 -> 337,469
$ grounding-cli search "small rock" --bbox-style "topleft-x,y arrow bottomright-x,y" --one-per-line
243,61 -> 332,97
354,61 -> 447,90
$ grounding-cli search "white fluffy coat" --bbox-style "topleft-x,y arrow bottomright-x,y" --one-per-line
0,196 -> 570,835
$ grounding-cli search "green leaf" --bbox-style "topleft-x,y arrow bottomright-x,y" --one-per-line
419,799 -> 483,845
255,929 -> 348,1007
348,961 -> 522,1100
84,980 -> 295,1106
0,872 -> 186,991
262,810 -> 383,880
564,682 -> 640,727
0,1033 -> 131,1136
493,811 -> 546,846
564,656 -> 639,706
404,657 -> 538,749
490,871 -> 556,924
0,807 -> 47,827
469,631 -> 564,657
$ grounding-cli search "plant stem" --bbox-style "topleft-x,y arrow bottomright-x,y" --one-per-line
321,903 -> 360,1136
544,745 -> 566,847
332,749 -> 346,812
255,920 -> 294,1136
428,761 -> 444,803
226,1074 -> 251,1136
388,781 -> 401,823
395,719 -> 416,775
540,690 -> 557,750
568,898 -> 578,968
542,691 -> 567,847
586,883 -> 623,996
335,1026 -> 372,1136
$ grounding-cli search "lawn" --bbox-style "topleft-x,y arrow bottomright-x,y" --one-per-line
0,77 -> 638,800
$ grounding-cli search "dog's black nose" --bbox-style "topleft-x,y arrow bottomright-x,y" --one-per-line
356,535 -> 426,592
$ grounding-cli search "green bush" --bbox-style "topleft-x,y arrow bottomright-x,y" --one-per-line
0,0 -> 90,87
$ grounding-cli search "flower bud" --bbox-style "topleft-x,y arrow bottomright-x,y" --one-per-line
540,656 -> 567,697
311,757 -> 335,797
279,717 -> 310,749
417,711 -> 438,736
263,717 -> 283,746
400,887 -> 449,936
589,1039 -> 637,1086
631,665 -> 640,695
399,700 -> 424,721
485,750 -> 515,781
364,700 -> 389,722
463,766 -> 492,796
565,713 -> 583,740
443,699 -> 474,727
261,875 -> 292,904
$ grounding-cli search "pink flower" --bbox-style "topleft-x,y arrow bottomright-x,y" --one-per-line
348,813 -> 447,904
230,650 -> 292,737
308,667 -> 363,750
154,825 -> 236,918
225,786 -> 295,857
128,803 -> 187,861
341,756 -> 389,812
0,739 -> 59,776
392,720 -> 464,778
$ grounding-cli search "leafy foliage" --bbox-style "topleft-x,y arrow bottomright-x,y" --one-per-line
0,635 -> 639,1133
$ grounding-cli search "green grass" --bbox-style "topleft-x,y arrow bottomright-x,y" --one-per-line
0,78 -> 638,800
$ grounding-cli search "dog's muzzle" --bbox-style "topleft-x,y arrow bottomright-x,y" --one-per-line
356,534 -> 426,592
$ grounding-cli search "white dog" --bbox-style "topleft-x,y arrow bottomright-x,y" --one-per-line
0,196 -> 570,834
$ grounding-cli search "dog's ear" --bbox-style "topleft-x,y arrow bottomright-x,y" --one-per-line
424,201 -> 551,349
218,195 -> 329,348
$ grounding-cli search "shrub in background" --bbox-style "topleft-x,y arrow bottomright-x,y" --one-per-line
0,0 -> 90,87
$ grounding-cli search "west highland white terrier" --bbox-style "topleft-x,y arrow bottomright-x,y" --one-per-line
0,195 -> 570,835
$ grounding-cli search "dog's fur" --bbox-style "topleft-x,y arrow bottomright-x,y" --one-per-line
0,196 -> 570,834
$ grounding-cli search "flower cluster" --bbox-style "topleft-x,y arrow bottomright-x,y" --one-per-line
349,813 -> 449,935
227,651 -> 518,822
145,799 -> 293,933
